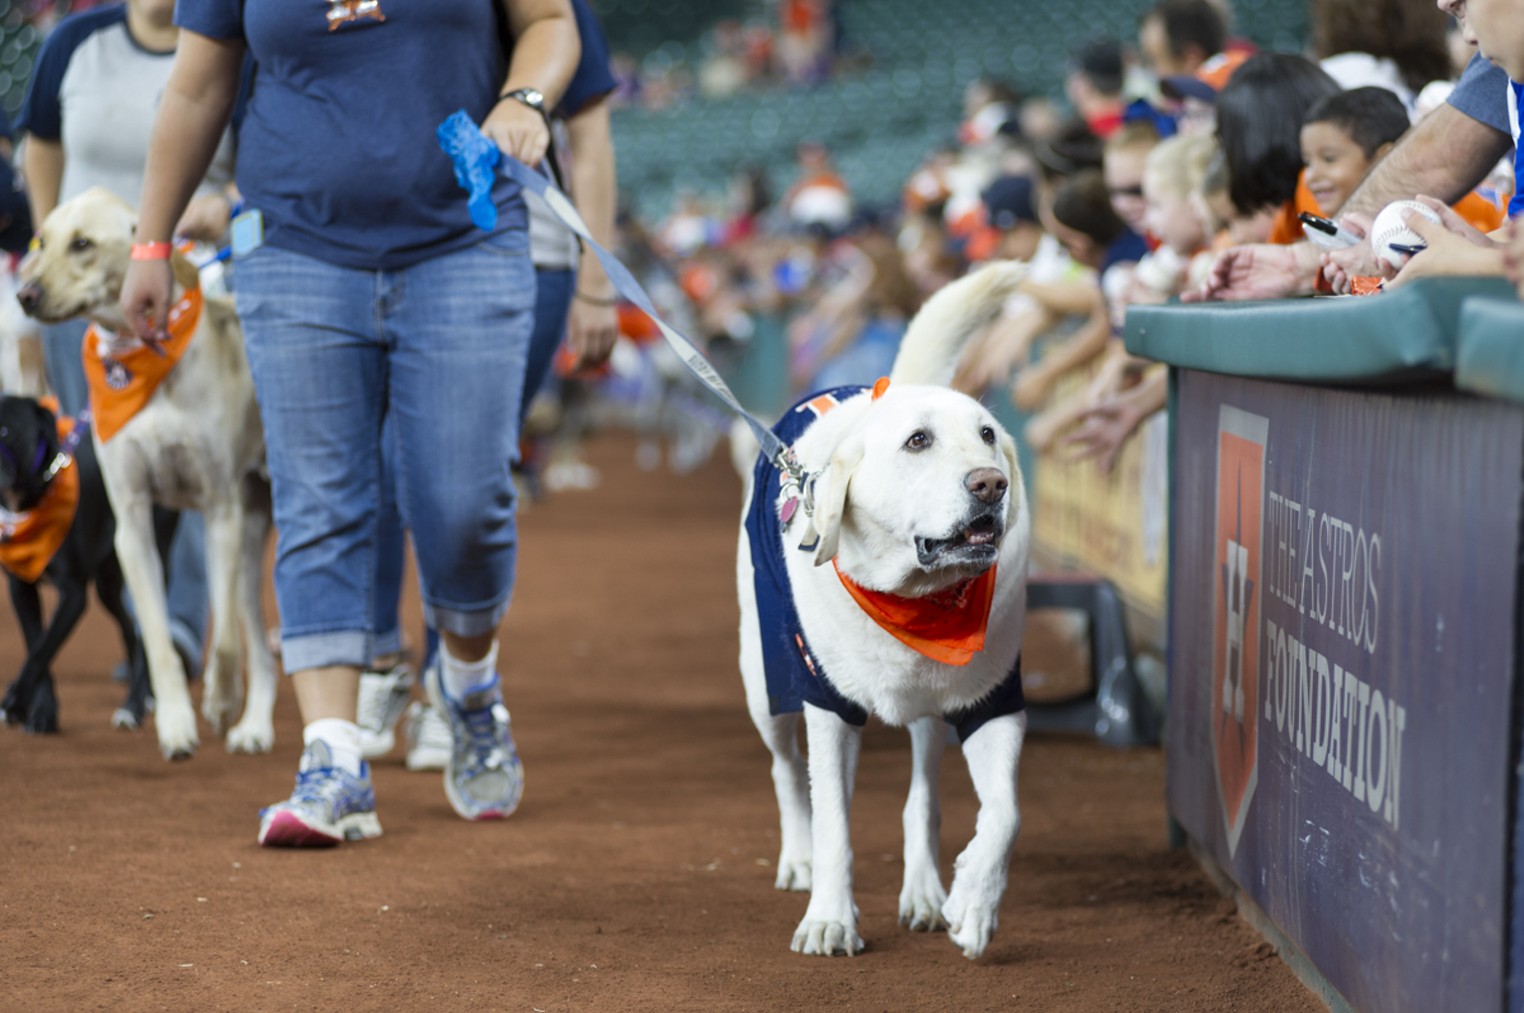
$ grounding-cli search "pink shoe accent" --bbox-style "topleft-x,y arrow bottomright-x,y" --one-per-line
259,810 -> 341,848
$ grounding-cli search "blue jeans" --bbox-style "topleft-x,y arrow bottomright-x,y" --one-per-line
370,264 -> 575,668
521,267 -> 575,424
234,234 -> 535,673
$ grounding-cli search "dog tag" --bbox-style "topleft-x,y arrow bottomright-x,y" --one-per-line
230,209 -> 265,258
779,496 -> 798,527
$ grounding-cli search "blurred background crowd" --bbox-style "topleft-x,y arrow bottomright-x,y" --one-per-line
0,0 -> 1508,492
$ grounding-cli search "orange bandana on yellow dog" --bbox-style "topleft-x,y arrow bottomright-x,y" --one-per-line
0,414 -> 82,583
83,286 -> 202,443
832,562 -> 998,666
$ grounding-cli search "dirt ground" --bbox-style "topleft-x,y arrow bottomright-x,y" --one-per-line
0,431 -> 1320,1012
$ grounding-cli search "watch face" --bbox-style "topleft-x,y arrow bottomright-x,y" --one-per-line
517,88 -> 545,109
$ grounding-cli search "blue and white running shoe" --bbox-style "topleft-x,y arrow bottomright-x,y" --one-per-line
425,662 -> 524,820
258,741 -> 383,847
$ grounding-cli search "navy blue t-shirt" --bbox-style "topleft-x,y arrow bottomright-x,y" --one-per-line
746,387 -> 1025,742
557,0 -> 616,118
176,0 -> 528,269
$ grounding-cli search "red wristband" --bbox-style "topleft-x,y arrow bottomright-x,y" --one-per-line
130,242 -> 173,261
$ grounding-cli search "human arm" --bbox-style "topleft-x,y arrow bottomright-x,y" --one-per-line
564,96 -> 618,369
22,135 -> 63,227
1019,274 -> 1101,317
1503,219 -> 1524,300
1062,366 -> 1168,474
950,298 -> 1053,395
1183,241 -> 1323,302
118,31 -> 244,337
174,189 -> 238,244
1323,94 -> 1513,289
484,0 -> 579,166
1010,303 -> 1111,411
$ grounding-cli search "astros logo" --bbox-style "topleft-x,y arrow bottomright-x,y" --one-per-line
1211,407 -> 1267,859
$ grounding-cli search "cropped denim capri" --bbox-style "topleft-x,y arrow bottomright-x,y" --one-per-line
233,229 -> 534,673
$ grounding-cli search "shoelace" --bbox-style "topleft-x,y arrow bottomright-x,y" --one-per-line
460,699 -> 510,771
291,766 -> 351,807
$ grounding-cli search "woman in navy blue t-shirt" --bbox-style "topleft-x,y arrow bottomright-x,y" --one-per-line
120,0 -> 580,848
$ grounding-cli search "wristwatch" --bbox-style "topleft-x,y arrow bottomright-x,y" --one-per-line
499,87 -> 549,122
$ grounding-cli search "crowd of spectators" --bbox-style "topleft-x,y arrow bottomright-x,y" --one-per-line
590,0 -> 1518,479
608,0 -> 852,111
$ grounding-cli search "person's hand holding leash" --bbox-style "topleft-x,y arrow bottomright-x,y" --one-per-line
119,255 -> 173,344
482,98 -> 549,167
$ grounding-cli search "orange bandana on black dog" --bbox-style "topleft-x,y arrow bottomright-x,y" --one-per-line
83,285 -> 202,442
832,562 -> 998,666
0,414 -> 81,583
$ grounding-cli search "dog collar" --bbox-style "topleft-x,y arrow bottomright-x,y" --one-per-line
832,562 -> 998,666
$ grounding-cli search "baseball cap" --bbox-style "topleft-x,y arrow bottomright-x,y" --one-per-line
981,175 -> 1039,231
1160,49 -> 1250,104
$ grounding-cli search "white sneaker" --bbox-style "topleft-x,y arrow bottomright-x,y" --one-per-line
357,662 -> 414,759
403,700 -> 452,772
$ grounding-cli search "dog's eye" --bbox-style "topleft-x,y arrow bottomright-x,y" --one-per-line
980,425 -> 996,445
69,237 -> 93,253
904,429 -> 932,452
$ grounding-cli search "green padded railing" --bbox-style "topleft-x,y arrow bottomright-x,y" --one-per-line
1455,295 -> 1524,405
1124,277 -> 1518,383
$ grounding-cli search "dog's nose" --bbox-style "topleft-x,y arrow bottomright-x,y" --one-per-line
15,283 -> 41,315
965,468 -> 1007,504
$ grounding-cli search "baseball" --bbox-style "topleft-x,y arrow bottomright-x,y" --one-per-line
1370,199 -> 1443,269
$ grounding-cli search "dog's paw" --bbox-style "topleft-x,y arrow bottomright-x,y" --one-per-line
790,918 -> 864,956
1,683 -> 24,725
898,870 -> 949,932
942,892 -> 998,959
225,719 -> 274,755
111,707 -> 143,730
200,689 -> 240,736
774,856 -> 812,892
154,699 -> 200,760
24,703 -> 60,734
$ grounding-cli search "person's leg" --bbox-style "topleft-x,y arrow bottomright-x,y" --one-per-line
521,266 -> 575,426
40,319 -> 89,417
357,410 -> 414,758
233,244 -> 387,847
388,229 -> 534,820
165,510 -> 208,678
397,264 -> 574,767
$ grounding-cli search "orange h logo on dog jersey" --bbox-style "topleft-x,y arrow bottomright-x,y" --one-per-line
796,393 -> 843,419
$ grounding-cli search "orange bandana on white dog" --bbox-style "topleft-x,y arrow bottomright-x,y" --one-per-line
83,285 -> 202,443
832,562 -> 998,666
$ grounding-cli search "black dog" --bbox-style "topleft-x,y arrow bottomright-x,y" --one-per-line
0,395 -> 148,732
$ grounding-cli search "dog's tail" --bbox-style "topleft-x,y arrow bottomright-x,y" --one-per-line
888,259 -> 1028,388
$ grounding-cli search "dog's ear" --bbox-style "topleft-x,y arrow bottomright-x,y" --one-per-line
998,429 -> 1024,527
805,433 -> 863,566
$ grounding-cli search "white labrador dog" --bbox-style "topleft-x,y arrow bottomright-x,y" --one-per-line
17,187 -> 276,759
737,260 -> 1031,959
